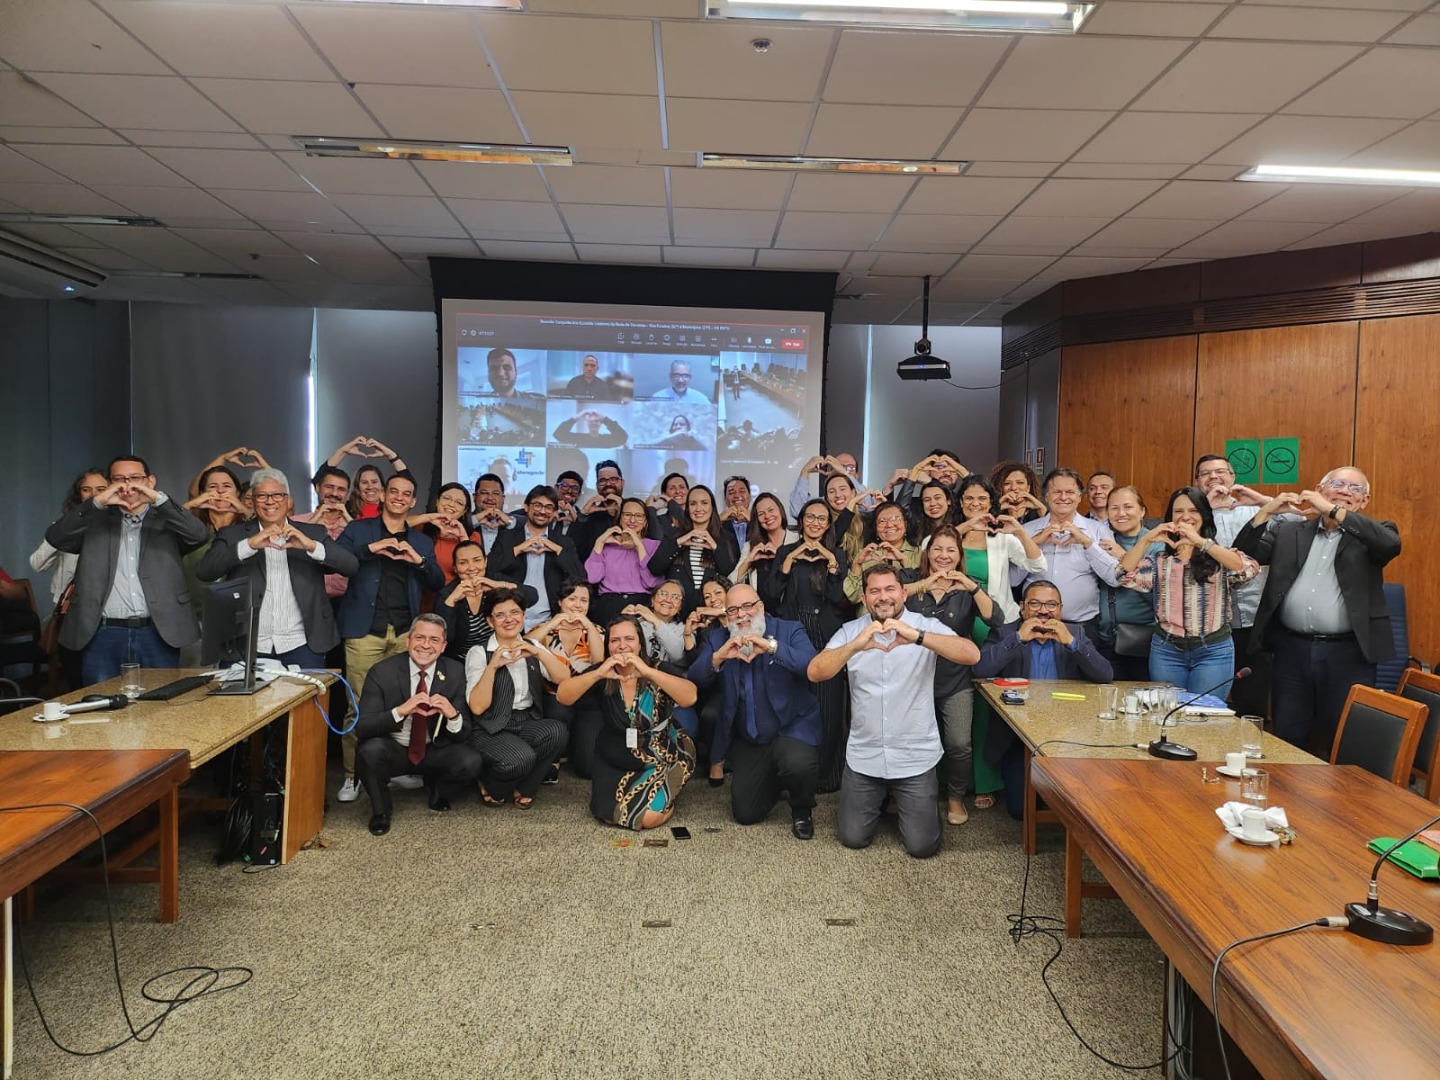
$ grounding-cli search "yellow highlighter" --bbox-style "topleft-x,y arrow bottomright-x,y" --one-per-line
1051,691 -> 1087,701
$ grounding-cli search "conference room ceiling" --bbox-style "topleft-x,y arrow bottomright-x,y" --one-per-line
1,0 -> 1439,325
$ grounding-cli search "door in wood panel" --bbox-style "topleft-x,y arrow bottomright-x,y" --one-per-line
1058,336 -> 1198,515
1356,314 -> 1440,663
1194,323 -> 1358,498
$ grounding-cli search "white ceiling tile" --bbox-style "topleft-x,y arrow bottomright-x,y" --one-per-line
775,211 -> 890,249
930,277 -> 1032,302
1012,178 -> 1165,217
559,203 -> 670,244
1179,164 -> 1246,181
209,189 -> 357,228
806,104 -> 961,159
1210,5 -> 1409,43
1324,190 -> 1440,232
271,231 -> 388,259
1285,48 -> 1440,119
146,148 -> 310,192
1282,220 -> 1433,250
844,252 -> 879,271
875,214 -> 997,251
480,14 -> 656,95
1346,122 -> 1440,169
0,73 -> 102,127
29,74 -> 241,132
941,109 -> 1115,162
446,197 -> 570,241
1074,112 -> 1263,163
0,126 -> 122,144
963,162 -> 1069,178
1385,14 -> 1440,46
661,22 -> 832,103
661,246 -> 755,266
840,273 -> 925,296
290,7 -> 498,88
574,244 -> 663,264
0,222 -> 89,247
415,161 -> 552,201
118,131 -> 264,150
753,249 -> 851,270
192,79 -> 383,137
509,91 -> 660,150
973,215 -> 1112,250
672,208 -> 777,246
1132,41 -> 1362,112
479,240 -> 578,262
0,0 -> 169,75
948,254 -> 1055,278
171,227 -> 295,258
1168,219 -> 1331,257
377,235 -> 480,258
68,227 -> 238,272
327,193 -> 461,233
903,176 -> 1041,216
823,30 -> 1010,107
866,252 -> 963,276
282,153 -> 430,197
1206,115 -> 1409,165
667,98 -> 812,156
1257,0 -> 1430,9
95,185 -> 248,223
668,168 -> 792,210
1080,2 -> 1227,37
0,146 -> 66,184
100,1 -> 334,80
785,174 -> 916,214
1053,162 -> 1188,179
1076,216 -> 1218,250
1031,255 -> 1156,279
59,247 -> 151,271
354,85 -> 522,143
1236,185 -> 1410,223
981,37 -> 1189,110
1127,179 -> 1284,218
311,254 -> 419,285
544,165 -> 666,207
17,144 -> 188,187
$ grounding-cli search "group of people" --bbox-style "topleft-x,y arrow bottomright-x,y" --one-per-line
15,437 -> 1399,855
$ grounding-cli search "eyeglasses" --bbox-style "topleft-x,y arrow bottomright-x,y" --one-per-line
528,501 -> 556,511
253,492 -> 288,503
1323,480 -> 1367,496
110,474 -> 146,484
802,513 -> 829,524
724,599 -> 762,619
1023,600 -> 1062,612
1196,467 -> 1233,480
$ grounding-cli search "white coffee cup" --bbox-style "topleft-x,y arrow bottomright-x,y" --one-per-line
1240,807 -> 1269,840
42,701 -> 65,721
1225,752 -> 1247,774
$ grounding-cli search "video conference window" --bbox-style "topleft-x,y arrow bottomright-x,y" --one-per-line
443,302 -> 824,506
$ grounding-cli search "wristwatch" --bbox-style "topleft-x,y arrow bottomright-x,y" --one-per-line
766,636 -> 778,654
1327,506 -> 1340,520
915,630 -> 927,648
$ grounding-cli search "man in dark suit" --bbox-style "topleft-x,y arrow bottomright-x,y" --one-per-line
486,485 -> 584,632
974,579 -> 1114,820
45,454 -> 209,684
196,469 -> 358,669
333,472 -> 444,803
1233,466 -> 1401,755
355,614 -> 483,835
718,475 -> 752,550
688,584 -> 822,840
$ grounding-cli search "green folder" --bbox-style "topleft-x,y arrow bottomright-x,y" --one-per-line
1367,837 -> 1440,881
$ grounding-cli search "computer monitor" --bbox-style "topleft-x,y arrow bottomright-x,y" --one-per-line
200,577 -> 262,696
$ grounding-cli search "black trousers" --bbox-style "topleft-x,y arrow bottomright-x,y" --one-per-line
356,737 -> 483,817
728,735 -> 820,824
1271,627 -> 1376,757
471,718 -> 570,797
1229,626 -> 1274,719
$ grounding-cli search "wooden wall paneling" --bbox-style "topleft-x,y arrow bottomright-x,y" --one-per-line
1355,314 -> 1440,664
1200,244 -> 1363,301
1057,336 -> 1198,515
1193,323 -> 1359,501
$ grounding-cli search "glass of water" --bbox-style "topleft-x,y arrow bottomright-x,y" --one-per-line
1240,714 -> 1265,759
120,663 -> 144,700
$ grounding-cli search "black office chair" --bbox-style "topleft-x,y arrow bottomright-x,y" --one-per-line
1397,668 -> 1440,801
1330,685 -> 1428,786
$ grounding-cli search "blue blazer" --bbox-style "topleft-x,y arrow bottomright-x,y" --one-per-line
336,517 -> 443,640
687,614 -> 820,764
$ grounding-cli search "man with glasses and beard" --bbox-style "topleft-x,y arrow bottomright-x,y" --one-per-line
807,564 -> 979,858
688,584 -> 822,840
487,485 -> 584,632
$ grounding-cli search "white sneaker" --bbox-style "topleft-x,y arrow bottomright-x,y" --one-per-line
337,776 -> 361,803
390,774 -> 424,790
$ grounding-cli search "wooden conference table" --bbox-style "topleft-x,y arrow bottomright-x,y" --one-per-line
1031,758 -> 1440,1080
1,748 -> 191,1080
0,670 -> 330,867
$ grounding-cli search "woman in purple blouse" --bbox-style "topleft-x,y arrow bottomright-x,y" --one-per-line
585,496 -> 663,625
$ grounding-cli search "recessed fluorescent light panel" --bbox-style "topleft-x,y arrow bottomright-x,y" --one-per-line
0,213 -> 162,227
295,137 -> 572,166
701,154 -> 968,175
1237,164 -> 1440,188
707,0 -> 1092,33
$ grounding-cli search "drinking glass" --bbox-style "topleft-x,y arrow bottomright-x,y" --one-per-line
1240,714 -> 1265,759
1097,684 -> 1119,720
1240,769 -> 1269,807
120,663 -> 144,700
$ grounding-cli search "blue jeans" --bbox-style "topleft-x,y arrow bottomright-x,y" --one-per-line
262,644 -> 325,670
1148,633 -> 1235,698
81,624 -> 180,685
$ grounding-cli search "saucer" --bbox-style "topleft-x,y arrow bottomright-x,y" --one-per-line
1227,826 -> 1279,846
32,712 -> 67,723
1215,765 -> 1257,778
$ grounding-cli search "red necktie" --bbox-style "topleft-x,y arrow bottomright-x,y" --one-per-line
408,667 -> 429,765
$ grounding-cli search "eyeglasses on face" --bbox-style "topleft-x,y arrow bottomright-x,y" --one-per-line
724,599 -> 761,619
1023,599 -> 1061,612
253,491 -> 288,503
1323,480 -> 1366,496
802,513 -> 829,524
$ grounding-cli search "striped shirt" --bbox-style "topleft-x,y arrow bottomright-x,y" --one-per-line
1122,549 -> 1259,639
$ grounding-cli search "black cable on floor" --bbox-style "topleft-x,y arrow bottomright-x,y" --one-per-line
1006,852 -> 1186,1073
0,801 -> 252,1058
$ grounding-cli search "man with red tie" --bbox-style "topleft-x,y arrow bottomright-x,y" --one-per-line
354,614 -> 483,836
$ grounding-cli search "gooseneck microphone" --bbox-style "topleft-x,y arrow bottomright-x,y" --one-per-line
1345,811 -> 1440,946
1148,667 -> 1252,762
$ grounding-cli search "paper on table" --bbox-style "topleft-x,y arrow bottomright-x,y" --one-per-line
1215,802 -> 1289,831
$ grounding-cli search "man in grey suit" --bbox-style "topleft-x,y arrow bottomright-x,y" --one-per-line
45,454 -> 209,684
196,469 -> 359,669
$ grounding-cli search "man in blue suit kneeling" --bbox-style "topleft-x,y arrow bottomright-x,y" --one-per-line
689,583 -> 821,840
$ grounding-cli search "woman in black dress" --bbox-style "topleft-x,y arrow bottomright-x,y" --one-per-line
647,484 -> 739,611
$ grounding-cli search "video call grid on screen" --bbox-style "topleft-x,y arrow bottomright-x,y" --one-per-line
441,300 -> 825,507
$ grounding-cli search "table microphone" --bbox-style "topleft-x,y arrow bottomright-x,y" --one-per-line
1345,811 -> 1440,946
62,694 -> 131,715
1148,667 -> 1251,761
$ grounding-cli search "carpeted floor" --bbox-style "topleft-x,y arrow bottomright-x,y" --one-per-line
11,765 -> 1167,1079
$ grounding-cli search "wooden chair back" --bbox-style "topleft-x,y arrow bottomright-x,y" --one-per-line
1330,685 -> 1428,786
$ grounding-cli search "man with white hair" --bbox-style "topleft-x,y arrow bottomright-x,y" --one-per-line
1234,465 -> 1401,755
688,583 -> 821,840
197,468 -> 358,669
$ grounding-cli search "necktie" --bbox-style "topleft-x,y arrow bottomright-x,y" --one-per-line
741,664 -> 758,741
408,667 -> 429,765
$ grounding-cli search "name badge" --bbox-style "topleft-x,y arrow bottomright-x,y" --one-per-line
625,727 -> 639,750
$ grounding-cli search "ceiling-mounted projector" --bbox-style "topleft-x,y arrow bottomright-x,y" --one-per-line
897,275 -> 950,381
